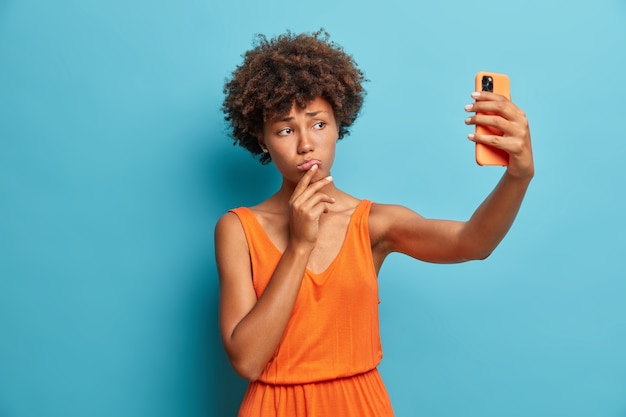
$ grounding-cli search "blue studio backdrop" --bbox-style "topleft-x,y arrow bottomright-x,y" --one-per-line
1,1 -> 625,416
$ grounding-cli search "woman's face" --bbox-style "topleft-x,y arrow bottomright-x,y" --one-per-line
260,97 -> 339,184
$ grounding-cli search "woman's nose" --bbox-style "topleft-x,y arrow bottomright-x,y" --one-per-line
297,131 -> 313,154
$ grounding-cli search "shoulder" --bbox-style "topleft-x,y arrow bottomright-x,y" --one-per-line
368,203 -> 424,245
215,210 -> 247,248
214,211 -> 252,280
215,209 -> 242,230
369,202 -> 424,225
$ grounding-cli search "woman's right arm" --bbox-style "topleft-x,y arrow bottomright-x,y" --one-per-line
215,213 -> 311,381
215,166 -> 334,381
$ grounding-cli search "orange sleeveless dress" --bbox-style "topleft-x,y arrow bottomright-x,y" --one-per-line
229,200 -> 394,416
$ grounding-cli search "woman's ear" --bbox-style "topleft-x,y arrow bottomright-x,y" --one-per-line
257,137 -> 269,153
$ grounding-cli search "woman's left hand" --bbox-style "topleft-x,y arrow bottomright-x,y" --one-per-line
465,91 -> 534,181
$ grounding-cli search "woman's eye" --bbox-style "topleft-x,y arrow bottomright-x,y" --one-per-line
278,128 -> 292,136
313,121 -> 326,129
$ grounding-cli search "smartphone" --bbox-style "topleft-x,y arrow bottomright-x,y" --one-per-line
475,72 -> 510,166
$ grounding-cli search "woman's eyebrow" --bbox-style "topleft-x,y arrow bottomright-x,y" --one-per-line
277,110 -> 328,122
305,110 -> 326,117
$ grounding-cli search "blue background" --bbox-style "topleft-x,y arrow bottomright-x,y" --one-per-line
1,0 -> 625,416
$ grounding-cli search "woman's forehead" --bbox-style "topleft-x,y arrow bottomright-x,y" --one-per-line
266,97 -> 333,120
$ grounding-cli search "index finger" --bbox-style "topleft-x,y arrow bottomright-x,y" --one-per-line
292,163 -> 319,198
468,91 -> 521,121
471,90 -> 509,102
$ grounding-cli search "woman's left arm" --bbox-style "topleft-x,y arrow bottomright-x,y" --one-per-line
458,90 -> 534,258
370,92 -> 533,265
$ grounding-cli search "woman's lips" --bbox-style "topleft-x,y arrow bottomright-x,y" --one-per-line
297,159 -> 321,171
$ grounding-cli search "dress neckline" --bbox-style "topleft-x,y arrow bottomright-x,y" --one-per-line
240,200 -> 368,277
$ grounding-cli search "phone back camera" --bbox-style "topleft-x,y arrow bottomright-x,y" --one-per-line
481,76 -> 493,92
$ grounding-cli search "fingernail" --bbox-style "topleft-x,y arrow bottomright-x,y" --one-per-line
464,117 -> 472,124
311,164 -> 318,171
464,104 -> 473,111
471,92 -> 481,99
326,176 -> 333,182
468,133 -> 475,140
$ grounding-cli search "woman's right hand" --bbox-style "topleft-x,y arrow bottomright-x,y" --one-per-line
287,164 -> 335,249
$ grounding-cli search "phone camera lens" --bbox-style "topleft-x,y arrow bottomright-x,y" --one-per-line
481,76 -> 493,92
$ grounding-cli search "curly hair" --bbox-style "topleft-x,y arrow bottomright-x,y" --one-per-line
222,29 -> 367,164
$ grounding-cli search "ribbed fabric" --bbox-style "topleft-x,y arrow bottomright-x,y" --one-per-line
229,200 -> 394,416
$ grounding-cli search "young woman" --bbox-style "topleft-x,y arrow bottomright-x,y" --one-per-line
215,30 -> 533,416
